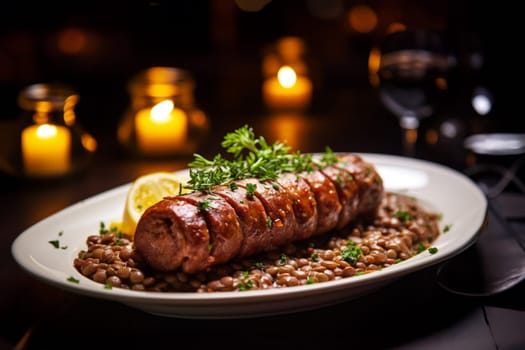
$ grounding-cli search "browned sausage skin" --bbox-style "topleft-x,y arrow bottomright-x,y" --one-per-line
176,191 -> 242,265
277,172 -> 318,240
235,178 -> 296,252
336,153 -> 383,220
212,183 -> 270,258
300,168 -> 342,235
318,165 -> 359,230
134,153 -> 384,274
134,198 -> 212,273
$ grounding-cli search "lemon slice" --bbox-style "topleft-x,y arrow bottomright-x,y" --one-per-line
120,171 -> 191,236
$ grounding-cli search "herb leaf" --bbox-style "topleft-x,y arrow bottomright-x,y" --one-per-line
67,276 -> 79,284
341,240 -> 362,266
186,125 -> 334,191
395,210 -> 413,222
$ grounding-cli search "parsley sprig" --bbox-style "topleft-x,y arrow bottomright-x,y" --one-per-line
187,125 -> 333,191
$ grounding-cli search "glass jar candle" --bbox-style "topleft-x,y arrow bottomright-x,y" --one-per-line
3,83 -> 97,179
118,67 -> 210,158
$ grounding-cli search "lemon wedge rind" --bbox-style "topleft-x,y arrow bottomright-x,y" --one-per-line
120,172 -> 190,236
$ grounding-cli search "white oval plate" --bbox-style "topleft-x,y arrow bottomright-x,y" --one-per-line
11,154 -> 487,319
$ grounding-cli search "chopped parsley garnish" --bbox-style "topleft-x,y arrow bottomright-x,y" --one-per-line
336,174 -> 343,186
67,276 -> 79,284
279,253 -> 288,265
245,183 -> 257,198
104,283 -> 113,289
266,216 -> 273,228
306,277 -> 315,284
49,230 -> 68,249
310,252 -> 319,262
186,125 -> 335,191
99,221 -> 124,238
110,225 -> 120,235
238,280 -> 254,291
416,243 -> 426,253
197,199 -> 213,211
428,247 -> 438,254
320,146 -> 337,165
99,221 -> 108,234
394,210 -> 413,222
341,240 -> 362,266
443,224 -> 451,233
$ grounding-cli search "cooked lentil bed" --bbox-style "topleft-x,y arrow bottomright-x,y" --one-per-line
74,192 -> 441,293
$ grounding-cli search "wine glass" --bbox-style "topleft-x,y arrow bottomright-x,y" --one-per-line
372,29 -> 453,157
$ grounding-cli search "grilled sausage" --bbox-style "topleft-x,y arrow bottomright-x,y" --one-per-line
133,197 -> 211,273
300,168 -> 342,235
134,153 -> 384,274
276,172 -> 318,240
337,153 -> 384,220
212,183 -> 273,258
177,191 -> 243,265
236,178 -> 296,251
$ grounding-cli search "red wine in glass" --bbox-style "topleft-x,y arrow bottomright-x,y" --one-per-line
376,30 -> 452,156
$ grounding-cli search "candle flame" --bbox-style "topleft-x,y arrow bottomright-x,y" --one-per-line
36,124 -> 58,139
277,66 -> 297,88
151,100 -> 174,123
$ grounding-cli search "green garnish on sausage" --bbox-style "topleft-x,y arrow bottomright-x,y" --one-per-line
186,125 -> 335,191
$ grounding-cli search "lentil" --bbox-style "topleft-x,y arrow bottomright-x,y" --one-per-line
73,192 -> 441,292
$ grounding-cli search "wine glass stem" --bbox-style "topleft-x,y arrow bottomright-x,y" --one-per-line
402,127 -> 418,157
400,115 -> 419,157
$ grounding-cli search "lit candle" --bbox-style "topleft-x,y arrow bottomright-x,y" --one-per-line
21,123 -> 71,177
262,66 -> 312,110
135,100 -> 187,155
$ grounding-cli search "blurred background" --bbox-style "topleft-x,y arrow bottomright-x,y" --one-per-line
0,0 -> 518,174
2,3 -> 524,347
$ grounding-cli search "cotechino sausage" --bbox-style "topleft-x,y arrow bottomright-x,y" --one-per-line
134,153 -> 384,274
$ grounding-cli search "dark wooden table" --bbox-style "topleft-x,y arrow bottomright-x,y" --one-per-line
1,86 -> 524,349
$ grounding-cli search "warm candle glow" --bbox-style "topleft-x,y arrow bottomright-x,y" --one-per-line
150,100 -> 174,122
277,66 -> 297,88
265,113 -> 306,151
21,124 -> 71,177
348,5 -> 377,33
263,66 -> 312,110
368,47 -> 381,87
135,100 -> 187,155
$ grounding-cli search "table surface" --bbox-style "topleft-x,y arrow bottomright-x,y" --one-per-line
1,87 -> 524,350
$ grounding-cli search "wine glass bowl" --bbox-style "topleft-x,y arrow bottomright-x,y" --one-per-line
372,29 -> 453,156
